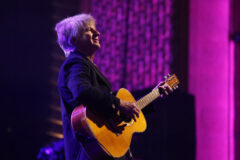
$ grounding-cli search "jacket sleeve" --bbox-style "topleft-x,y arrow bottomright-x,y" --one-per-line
66,59 -> 120,114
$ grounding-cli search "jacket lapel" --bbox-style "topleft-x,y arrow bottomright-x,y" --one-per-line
71,51 -> 112,90
87,60 -> 112,90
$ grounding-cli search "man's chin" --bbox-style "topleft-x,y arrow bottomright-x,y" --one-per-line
91,44 -> 100,53
94,44 -> 101,49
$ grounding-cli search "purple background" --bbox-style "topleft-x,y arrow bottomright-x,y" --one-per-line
1,0 -> 240,159
91,0 -> 172,91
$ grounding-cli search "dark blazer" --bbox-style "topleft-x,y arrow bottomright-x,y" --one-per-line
58,51 -> 120,160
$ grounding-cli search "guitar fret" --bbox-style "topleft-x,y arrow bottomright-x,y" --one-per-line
136,89 -> 160,110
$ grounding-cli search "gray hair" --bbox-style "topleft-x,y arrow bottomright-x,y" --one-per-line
55,14 -> 95,57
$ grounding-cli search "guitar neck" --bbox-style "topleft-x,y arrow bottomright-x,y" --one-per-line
136,89 -> 160,110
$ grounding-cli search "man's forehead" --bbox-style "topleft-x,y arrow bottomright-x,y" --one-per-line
78,21 -> 96,33
84,21 -> 95,28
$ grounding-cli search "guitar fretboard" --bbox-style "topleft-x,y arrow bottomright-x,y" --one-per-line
136,89 -> 160,110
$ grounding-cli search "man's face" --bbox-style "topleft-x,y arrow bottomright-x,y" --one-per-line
76,22 -> 101,53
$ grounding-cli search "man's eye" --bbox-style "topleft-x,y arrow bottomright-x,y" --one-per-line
85,28 -> 91,32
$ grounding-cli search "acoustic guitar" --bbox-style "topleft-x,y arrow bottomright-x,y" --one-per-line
71,74 -> 179,160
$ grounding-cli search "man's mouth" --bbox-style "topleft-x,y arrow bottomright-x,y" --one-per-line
93,39 -> 99,42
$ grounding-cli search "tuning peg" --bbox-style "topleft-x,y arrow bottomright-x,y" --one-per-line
172,86 -> 178,90
164,76 -> 167,79
168,73 -> 172,77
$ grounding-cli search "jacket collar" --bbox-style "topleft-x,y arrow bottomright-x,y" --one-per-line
70,51 -> 112,90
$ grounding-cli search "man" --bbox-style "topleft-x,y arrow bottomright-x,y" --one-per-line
55,14 -> 140,160
55,14 -> 171,160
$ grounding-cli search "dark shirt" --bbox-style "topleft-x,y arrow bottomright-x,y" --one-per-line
58,51 -> 121,160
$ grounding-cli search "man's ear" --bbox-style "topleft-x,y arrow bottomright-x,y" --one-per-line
70,37 -> 77,45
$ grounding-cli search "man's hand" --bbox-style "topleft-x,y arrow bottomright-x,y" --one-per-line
158,82 -> 173,98
118,100 -> 139,121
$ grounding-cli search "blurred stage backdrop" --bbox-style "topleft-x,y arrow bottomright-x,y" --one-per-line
1,0 -> 239,160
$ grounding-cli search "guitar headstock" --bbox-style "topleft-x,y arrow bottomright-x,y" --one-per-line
164,74 -> 180,90
154,74 -> 180,91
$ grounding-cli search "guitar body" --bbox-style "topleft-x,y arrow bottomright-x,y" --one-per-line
71,74 -> 180,159
71,88 -> 147,159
